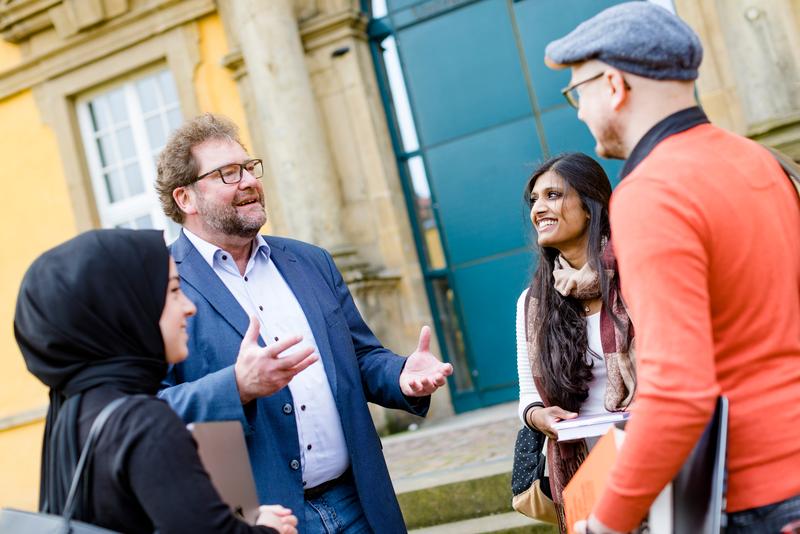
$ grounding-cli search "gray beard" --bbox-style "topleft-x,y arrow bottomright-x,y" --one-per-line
197,197 -> 266,239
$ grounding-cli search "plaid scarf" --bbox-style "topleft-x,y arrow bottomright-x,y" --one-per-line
525,239 -> 636,531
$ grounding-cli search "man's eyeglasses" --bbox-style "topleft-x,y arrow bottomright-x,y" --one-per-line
196,159 -> 263,184
561,71 -> 631,109
561,72 -> 605,109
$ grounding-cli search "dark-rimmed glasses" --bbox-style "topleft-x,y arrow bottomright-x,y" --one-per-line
561,72 -> 631,109
196,159 -> 263,184
561,72 -> 605,109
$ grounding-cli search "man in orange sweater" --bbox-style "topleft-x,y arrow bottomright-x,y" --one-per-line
544,3 -> 800,533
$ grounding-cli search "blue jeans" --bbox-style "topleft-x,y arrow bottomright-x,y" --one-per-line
303,476 -> 373,534
727,493 -> 800,533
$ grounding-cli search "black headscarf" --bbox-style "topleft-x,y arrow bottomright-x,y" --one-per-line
13,229 -> 170,515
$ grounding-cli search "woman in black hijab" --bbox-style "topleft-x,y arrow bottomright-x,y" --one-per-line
14,229 -> 296,534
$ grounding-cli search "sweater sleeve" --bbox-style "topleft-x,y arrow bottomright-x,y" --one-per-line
593,177 -> 720,531
516,288 -> 543,423
124,402 -> 277,534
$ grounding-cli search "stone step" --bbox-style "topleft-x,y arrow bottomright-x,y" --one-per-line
409,512 -> 555,534
398,471 -> 511,529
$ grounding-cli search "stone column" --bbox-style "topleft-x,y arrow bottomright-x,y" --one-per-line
218,0 -> 346,248
714,0 -> 800,155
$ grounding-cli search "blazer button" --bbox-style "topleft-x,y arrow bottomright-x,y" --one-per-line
290,459 -> 300,470
282,403 -> 293,415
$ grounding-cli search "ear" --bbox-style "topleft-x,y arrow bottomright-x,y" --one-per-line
606,69 -> 630,111
173,185 -> 198,217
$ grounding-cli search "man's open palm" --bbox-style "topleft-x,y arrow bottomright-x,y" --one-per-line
399,326 -> 453,397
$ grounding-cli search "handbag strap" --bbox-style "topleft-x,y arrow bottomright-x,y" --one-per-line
60,395 -> 145,523
765,146 -> 800,197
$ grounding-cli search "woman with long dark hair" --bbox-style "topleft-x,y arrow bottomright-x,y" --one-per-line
14,229 -> 297,534
515,153 -> 635,531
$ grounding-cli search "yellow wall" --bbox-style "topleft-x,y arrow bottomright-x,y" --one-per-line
0,89 -> 75,510
195,14 -> 253,150
0,421 -> 45,510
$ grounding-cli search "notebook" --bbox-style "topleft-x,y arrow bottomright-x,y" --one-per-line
187,421 -> 261,525
553,412 -> 630,442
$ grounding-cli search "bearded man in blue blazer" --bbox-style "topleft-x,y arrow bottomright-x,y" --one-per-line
155,114 -> 452,534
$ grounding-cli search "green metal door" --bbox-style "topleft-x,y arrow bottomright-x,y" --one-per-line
369,0 -> 627,412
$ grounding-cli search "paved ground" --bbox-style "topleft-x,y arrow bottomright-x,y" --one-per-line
382,402 -> 521,494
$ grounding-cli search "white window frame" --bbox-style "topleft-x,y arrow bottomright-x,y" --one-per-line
76,68 -> 182,239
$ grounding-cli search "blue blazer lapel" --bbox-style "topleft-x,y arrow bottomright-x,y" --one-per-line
171,232 -> 251,340
269,242 -> 338,397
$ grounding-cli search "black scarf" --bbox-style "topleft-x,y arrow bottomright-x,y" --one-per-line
13,229 -> 169,516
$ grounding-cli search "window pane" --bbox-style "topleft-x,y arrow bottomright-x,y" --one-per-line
88,101 -> 107,132
158,70 -> 179,105
107,88 -> 127,125
96,135 -> 114,167
134,214 -> 153,229
167,107 -> 182,132
124,162 -> 144,196
117,127 -> 135,160
104,169 -> 125,203
431,278 -> 472,392
381,36 -> 419,153
136,77 -> 159,113
165,218 -> 181,241
408,156 -> 446,269
79,68 -> 182,233
145,115 -> 166,150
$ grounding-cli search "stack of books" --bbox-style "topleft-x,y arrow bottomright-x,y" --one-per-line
552,412 -> 630,442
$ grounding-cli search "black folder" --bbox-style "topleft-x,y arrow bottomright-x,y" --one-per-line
670,396 -> 729,533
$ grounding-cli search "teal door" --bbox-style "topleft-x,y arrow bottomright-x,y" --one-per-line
369,0 -> 626,412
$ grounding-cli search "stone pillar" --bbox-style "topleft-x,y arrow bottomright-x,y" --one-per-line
218,0 -> 346,248
714,0 -> 800,155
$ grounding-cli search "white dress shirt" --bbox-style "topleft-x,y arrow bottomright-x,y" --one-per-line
184,229 -> 349,488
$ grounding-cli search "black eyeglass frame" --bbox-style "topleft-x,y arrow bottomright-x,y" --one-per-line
561,72 -> 631,109
195,158 -> 263,185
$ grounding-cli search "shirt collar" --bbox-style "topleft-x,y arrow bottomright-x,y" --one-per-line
182,228 -> 270,269
620,106 -> 710,180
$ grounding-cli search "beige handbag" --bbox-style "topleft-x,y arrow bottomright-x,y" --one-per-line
510,426 -> 558,524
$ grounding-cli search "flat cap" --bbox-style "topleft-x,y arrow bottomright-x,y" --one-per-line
544,2 -> 703,81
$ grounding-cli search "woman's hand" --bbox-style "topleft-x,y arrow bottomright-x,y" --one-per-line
256,504 -> 298,534
529,406 -> 577,440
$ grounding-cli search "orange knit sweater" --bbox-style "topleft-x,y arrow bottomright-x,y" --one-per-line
596,124 -> 800,531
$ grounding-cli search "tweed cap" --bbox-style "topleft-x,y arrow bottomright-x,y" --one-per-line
544,2 -> 703,81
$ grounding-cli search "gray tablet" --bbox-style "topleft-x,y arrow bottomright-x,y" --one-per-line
187,420 -> 260,525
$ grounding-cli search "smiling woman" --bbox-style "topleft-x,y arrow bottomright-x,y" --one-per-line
514,153 -> 636,532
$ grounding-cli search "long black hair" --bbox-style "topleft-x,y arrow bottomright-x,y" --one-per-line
524,153 -> 613,413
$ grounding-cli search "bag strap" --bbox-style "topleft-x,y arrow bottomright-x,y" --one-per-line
765,146 -> 800,197
60,395 -> 144,523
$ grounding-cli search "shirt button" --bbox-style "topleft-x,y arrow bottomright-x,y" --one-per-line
259,305 -> 263,311
307,444 -> 312,450
300,405 -> 306,411
290,459 -> 300,470
282,403 -> 293,415
244,276 -> 249,282
221,255 -> 228,261
274,336 -> 279,342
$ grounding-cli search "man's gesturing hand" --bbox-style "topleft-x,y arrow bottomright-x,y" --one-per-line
399,326 -> 453,397
234,316 -> 318,404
